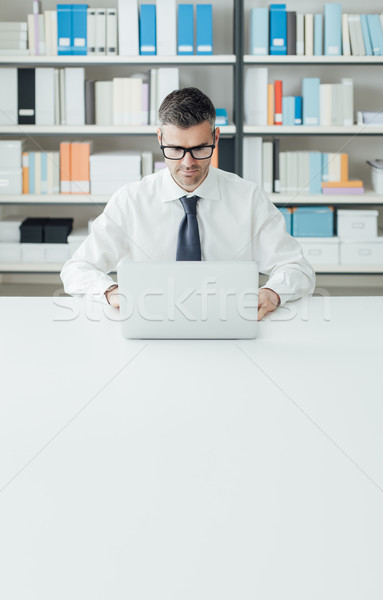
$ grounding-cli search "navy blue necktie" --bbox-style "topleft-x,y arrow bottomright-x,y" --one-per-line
176,195 -> 201,261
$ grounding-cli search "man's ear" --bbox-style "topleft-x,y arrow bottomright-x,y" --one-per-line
215,127 -> 220,145
156,128 -> 162,146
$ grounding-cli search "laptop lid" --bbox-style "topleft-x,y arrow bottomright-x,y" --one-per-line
117,260 -> 259,339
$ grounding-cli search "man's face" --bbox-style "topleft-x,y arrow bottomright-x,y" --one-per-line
157,121 -> 220,192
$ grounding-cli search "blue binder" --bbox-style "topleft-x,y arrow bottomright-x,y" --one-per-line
57,4 -> 73,55
178,4 -> 194,55
41,153 -> 47,194
302,78 -> 320,126
360,15 -> 373,56
309,152 -> 322,194
196,4 -> 213,55
367,14 -> 382,56
29,152 -> 35,194
72,4 -> 88,56
269,4 -> 287,55
250,7 -> 268,55
324,3 -> 342,56
140,4 -> 156,55
282,96 -> 295,126
314,14 -> 323,56
294,96 -> 302,124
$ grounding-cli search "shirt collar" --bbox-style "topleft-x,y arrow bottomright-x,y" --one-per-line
161,166 -> 220,203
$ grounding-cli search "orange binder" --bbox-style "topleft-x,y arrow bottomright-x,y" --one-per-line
22,152 -> 29,194
340,153 -> 349,181
60,142 -> 71,194
274,80 -> 283,125
267,83 -> 274,125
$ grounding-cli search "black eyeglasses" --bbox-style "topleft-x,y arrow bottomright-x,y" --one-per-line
160,132 -> 216,160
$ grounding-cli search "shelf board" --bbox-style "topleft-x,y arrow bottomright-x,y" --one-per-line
0,194 -> 110,205
270,192 -> 383,205
0,55 -> 236,65
1,262 -> 382,274
244,125 -> 383,135
244,55 -> 383,64
0,124 -> 236,136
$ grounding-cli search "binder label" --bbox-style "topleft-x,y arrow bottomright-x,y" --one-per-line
74,38 -> 86,47
59,37 -> 70,46
179,45 -> 193,52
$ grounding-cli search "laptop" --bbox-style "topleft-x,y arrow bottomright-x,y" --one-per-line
117,259 -> 259,339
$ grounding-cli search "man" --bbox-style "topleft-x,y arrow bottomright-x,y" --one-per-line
61,87 -> 315,320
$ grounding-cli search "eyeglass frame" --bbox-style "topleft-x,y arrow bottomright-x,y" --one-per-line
159,129 -> 216,160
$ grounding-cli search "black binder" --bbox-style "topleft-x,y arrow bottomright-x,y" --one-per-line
18,68 -> 35,125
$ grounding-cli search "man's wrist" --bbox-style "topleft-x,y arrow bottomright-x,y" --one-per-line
261,287 -> 281,307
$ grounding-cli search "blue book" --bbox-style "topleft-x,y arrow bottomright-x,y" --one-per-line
324,3 -> 341,56
360,15 -> 372,56
375,14 -> 383,54
57,4 -> 73,55
72,4 -> 88,56
314,14 -> 323,55
250,7 -> 268,55
215,108 -> 228,125
282,96 -> 295,126
41,153 -> 47,194
178,4 -> 194,55
269,4 -> 287,55
29,152 -> 35,194
294,96 -> 302,124
140,4 -> 156,55
196,4 -> 213,55
322,153 -> 329,182
302,77 -> 320,126
368,14 -> 383,56
309,152 -> 322,194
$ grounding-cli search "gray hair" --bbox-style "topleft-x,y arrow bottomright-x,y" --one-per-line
158,87 -> 216,130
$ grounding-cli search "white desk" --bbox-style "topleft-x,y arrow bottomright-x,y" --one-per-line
0,296 -> 382,600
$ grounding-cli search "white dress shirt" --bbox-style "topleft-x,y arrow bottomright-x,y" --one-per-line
60,167 -> 316,305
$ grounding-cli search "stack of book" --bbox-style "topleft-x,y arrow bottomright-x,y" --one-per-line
22,151 -> 60,194
0,22 -> 28,55
243,139 -> 364,195
0,66 -> 180,127
250,3 -> 383,57
14,1 -> 213,57
245,69 -> 354,127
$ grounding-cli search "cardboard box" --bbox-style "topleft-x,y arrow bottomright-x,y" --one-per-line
0,168 -> 22,194
340,239 -> 383,264
297,237 -> 340,265
292,206 -> 334,237
337,209 -> 378,240
0,242 -> 21,262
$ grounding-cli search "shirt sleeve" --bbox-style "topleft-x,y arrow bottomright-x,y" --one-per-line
60,187 -> 131,302
252,187 -> 316,305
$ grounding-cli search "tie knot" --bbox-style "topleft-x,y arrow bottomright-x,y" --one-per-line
179,195 -> 199,216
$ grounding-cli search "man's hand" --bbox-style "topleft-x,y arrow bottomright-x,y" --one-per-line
105,285 -> 120,308
258,287 -> 280,321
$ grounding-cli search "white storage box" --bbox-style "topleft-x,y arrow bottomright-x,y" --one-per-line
0,140 -> 23,168
0,242 -> 22,262
0,216 -> 23,242
90,178 -> 138,195
337,209 -> 378,240
0,168 -> 22,194
45,243 -> 70,263
21,243 -> 45,262
68,227 -> 88,256
297,237 -> 340,265
340,239 -> 383,264
371,166 -> 383,194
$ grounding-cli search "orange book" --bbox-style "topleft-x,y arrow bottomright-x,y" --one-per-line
70,142 -> 81,194
22,152 -> 29,194
60,142 -> 71,194
274,80 -> 283,125
267,83 -> 274,125
211,144 -> 218,168
340,153 -> 349,181
322,180 -> 363,188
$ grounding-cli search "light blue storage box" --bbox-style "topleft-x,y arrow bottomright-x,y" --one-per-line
278,207 -> 292,234
292,206 -> 334,237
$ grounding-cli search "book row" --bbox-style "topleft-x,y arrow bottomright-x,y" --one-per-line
0,67 -> 180,127
2,1 -> 213,57
243,139 -> 364,195
245,69 -> 354,127
250,3 -> 383,57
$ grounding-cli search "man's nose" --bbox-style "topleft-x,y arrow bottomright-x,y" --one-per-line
181,150 -> 195,167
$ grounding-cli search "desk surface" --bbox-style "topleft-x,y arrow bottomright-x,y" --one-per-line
0,296 -> 382,600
